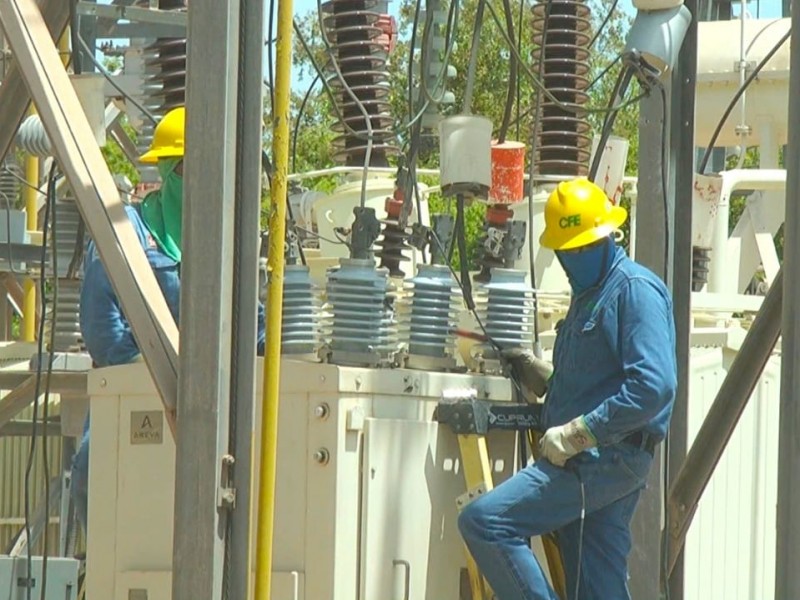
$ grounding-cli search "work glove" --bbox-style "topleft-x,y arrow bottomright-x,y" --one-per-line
540,416 -> 597,467
500,348 -> 554,399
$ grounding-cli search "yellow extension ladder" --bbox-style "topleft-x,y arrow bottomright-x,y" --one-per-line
435,393 -> 567,600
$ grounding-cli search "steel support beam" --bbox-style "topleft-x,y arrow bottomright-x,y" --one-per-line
0,0 -> 69,166
630,92 -> 671,600
0,0 -> 180,433
664,1 -> 697,595
171,1 -> 240,599
666,268 -> 782,575
227,0 -> 264,597
776,0 -> 800,593
631,4 -> 696,593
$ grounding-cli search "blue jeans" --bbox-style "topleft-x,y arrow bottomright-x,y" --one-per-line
71,414 -> 90,533
458,443 -> 652,600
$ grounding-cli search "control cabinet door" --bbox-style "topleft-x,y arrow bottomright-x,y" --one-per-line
359,418 -> 467,600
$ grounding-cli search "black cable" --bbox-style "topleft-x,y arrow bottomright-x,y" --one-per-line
455,195 -> 475,312
588,54 -> 622,92
428,226 -> 526,399
23,161 -> 54,600
70,0 -> 82,75
587,0 -> 619,50
407,0 -> 423,125
267,0 -> 276,115
698,27 -> 791,173
589,64 -> 635,181
77,35 -> 157,125
67,219 -> 85,280
659,84 -> 670,281
515,0 -> 524,142
40,168 -> 59,600
291,73 -> 321,174
497,0 -> 518,143
658,81 -> 672,600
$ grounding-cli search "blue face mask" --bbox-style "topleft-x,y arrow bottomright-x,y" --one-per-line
556,237 -> 614,294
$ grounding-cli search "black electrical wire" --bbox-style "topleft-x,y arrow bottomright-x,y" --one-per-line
497,0 -> 518,143
23,161 -> 55,600
587,0 -> 619,50
267,0 -> 276,115
587,54 -> 622,92
657,80 -> 672,600
515,0 -> 524,142
291,73 -> 321,174
70,0 -> 82,75
455,196 -> 475,312
39,168 -> 59,600
77,35 -> 157,125
67,219 -> 85,280
589,64 -> 635,181
698,27 -> 791,173
407,0 -> 423,125
429,224 -> 527,399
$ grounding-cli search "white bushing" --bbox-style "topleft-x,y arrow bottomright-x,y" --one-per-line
439,114 -> 492,198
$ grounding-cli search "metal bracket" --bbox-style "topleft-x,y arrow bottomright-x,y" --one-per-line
434,397 -> 543,435
734,59 -> 757,73
218,454 -> 236,510
349,206 -> 382,260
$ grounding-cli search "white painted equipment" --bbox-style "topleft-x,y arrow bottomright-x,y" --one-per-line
85,359 -> 559,600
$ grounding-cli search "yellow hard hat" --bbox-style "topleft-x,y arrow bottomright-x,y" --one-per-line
539,179 -> 628,251
139,106 -> 185,164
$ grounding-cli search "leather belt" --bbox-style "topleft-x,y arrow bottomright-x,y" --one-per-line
623,431 -> 657,456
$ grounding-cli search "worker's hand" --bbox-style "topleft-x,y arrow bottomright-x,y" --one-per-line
540,417 -> 597,467
500,348 -> 553,399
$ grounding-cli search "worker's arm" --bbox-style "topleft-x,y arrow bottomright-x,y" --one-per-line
582,277 -> 678,445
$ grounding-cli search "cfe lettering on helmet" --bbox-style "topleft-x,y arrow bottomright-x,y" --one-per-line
559,214 -> 581,229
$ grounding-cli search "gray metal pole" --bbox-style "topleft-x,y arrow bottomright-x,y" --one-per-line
630,88 -> 673,600
172,1 -> 240,599
775,0 -> 800,594
666,268 -> 783,575
226,0 -> 264,596
664,0 -> 697,594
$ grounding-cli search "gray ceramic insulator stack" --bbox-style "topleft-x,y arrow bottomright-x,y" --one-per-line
324,258 -> 398,364
44,201 -> 84,353
280,265 -> 322,356
16,114 -> 52,158
480,268 -> 535,356
0,159 -> 21,208
403,264 -> 458,364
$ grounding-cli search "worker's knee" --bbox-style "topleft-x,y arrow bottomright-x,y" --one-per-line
458,497 -> 494,542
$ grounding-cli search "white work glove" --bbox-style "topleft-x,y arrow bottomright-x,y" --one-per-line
540,416 -> 597,467
500,348 -> 554,400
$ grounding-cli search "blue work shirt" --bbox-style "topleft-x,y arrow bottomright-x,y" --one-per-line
544,246 -> 677,445
80,204 -> 266,367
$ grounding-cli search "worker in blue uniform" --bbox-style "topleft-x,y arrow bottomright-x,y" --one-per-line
458,179 -> 677,600
71,106 -> 266,532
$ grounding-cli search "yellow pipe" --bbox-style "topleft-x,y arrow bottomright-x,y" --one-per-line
253,0 -> 293,596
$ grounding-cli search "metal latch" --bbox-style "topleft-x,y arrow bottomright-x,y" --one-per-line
218,454 -> 236,509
